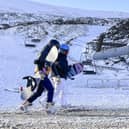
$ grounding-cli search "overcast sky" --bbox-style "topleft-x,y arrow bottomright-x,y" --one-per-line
29,0 -> 129,13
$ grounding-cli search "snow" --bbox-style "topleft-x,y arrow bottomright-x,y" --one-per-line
69,25 -> 108,62
0,0 -> 129,18
1,1 -> 129,111
1,23 -> 129,110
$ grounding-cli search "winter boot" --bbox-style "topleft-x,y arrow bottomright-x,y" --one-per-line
45,102 -> 55,114
19,101 -> 31,112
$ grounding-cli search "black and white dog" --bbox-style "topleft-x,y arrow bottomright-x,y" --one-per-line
20,76 -> 38,100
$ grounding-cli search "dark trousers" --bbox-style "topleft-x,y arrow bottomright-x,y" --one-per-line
27,76 -> 54,103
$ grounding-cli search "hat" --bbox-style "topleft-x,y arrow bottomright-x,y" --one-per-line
60,44 -> 69,51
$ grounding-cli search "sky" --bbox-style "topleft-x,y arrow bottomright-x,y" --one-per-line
29,0 -> 129,13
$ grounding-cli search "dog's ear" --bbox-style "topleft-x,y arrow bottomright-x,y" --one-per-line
30,77 -> 37,91
22,76 -> 33,80
22,76 -> 29,80
22,76 -> 33,87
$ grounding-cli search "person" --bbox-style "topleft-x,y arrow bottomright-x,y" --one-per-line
20,39 -> 60,112
34,39 -> 60,71
51,44 -> 69,78
51,44 -> 70,107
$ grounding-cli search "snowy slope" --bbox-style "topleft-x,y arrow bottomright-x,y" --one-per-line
0,0 -> 129,18
1,24 -> 129,109
1,0 -> 129,110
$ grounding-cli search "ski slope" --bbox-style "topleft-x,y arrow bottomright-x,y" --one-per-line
1,0 -> 129,110
1,24 -> 129,110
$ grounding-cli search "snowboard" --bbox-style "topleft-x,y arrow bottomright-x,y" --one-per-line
68,63 -> 83,77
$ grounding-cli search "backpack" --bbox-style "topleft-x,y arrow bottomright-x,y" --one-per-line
34,39 -> 60,70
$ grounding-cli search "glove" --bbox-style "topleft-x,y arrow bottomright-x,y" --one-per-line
39,71 -> 45,80
34,70 -> 45,80
52,76 -> 61,86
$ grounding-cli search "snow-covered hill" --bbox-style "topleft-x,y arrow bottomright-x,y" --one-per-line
0,0 -> 129,18
1,24 -> 129,109
86,18 -> 129,69
1,0 -> 129,110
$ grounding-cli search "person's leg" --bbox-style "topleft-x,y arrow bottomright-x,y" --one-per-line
39,77 -> 60,108
52,77 -> 61,94
42,77 -> 55,113
27,80 -> 45,103
43,77 -> 54,103
52,77 -> 62,106
20,80 -> 45,111
59,79 -> 67,107
52,77 -> 67,107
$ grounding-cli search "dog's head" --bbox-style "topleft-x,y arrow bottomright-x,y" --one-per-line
22,76 -> 37,91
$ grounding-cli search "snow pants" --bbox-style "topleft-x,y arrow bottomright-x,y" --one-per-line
27,76 -> 54,103
52,77 -> 68,106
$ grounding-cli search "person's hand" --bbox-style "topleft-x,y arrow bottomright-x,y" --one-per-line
34,70 -> 45,80
39,71 -> 45,80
